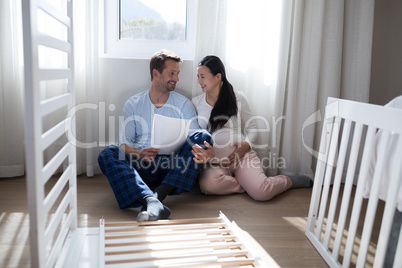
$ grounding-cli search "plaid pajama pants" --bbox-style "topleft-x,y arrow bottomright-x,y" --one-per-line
98,130 -> 212,209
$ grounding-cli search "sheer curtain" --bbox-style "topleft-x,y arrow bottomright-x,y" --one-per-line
73,0 -> 100,176
0,0 -> 25,177
0,0 -> 99,177
194,0 -> 376,177
275,0 -> 375,177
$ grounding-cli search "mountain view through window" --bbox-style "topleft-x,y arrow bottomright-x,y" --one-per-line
120,0 -> 187,41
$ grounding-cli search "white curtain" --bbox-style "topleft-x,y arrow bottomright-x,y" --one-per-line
275,0 -> 375,177
73,0 -> 100,176
0,0 -> 100,177
194,0 -> 375,177
0,0 -> 25,177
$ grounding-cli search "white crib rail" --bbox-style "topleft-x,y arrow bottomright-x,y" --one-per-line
22,0 -> 77,267
306,98 -> 402,267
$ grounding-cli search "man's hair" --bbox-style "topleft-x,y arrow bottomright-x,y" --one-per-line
150,49 -> 182,80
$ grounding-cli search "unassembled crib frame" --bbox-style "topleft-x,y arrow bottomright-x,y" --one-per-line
306,98 -> 402,267
99,212 -> 275,267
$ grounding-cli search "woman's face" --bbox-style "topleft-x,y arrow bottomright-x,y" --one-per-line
197,65 -> 221,94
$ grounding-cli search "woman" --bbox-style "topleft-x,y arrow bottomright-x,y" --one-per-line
191,55 -> 312,201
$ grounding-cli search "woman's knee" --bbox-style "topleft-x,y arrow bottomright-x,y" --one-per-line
199,170 -> 225,194
246,188 -> 275,201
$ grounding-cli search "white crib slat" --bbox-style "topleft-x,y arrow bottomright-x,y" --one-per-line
42,142 -> 70,184
43,166 -> 72,214
306,116 -> 334,233
41,118 -> 70,150
99,219 -> 105,268
393,224 -> 402,268
44,188 -> 73,247
46,209 -> 75,268
315,117 -> 341,240
38,1 -> 71,27
373,138 -> 402,267
38,34 -> 71,52
41,93 -> 72,116
333,122 -> 363,260
324,119 -> 352,248
355,131 -> 391,266
39,68 -> 71,81
341,126 -> 376,266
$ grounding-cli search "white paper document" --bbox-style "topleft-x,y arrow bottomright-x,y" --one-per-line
151,114 -> 191,154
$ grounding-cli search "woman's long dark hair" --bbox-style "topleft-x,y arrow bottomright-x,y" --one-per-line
198,56 -> 237,133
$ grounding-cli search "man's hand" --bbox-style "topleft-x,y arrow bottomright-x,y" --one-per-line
139,147 -> 160,162
192,141 -> 214,164
120,144 -> 159,162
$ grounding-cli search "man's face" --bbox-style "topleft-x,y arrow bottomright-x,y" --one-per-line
156,59 -> 180,92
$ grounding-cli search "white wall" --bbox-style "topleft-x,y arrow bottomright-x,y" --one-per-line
370,0 -> 402,105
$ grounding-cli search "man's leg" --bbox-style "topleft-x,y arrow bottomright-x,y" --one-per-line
98,145 -> 154,209
98,146 -> 170,221
162,130 -> 213,195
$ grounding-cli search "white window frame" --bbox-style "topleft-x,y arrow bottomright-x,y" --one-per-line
100,0 -> 196,60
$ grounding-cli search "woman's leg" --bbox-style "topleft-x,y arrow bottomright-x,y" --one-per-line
234,150 -> 292,201
199,165 -> 245,195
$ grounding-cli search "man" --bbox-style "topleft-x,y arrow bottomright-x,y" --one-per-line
98,50 -> 212,221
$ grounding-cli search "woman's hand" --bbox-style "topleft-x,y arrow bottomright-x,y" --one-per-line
227,141 -> 250,165
192,141 -> 214,164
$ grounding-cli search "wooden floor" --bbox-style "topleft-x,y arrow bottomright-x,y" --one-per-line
0,174 -> 328,267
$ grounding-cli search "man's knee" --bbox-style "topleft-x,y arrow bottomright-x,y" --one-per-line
188,129 -> 213,148
98,145 -> 121,165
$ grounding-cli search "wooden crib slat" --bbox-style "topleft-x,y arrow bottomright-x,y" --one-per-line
105,228 -> 230,240
167,258 -> 256,268
126,257 -> 256,268
105,249 -> 249,264
105,217 -> 222,227
105,235 -> 238,247
105,242 -> 242,255
100,212 -> 266,267
324,119 -> 352,248
105,222 -> 226,233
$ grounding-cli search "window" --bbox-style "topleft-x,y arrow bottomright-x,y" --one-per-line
102,0 -> 196,59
